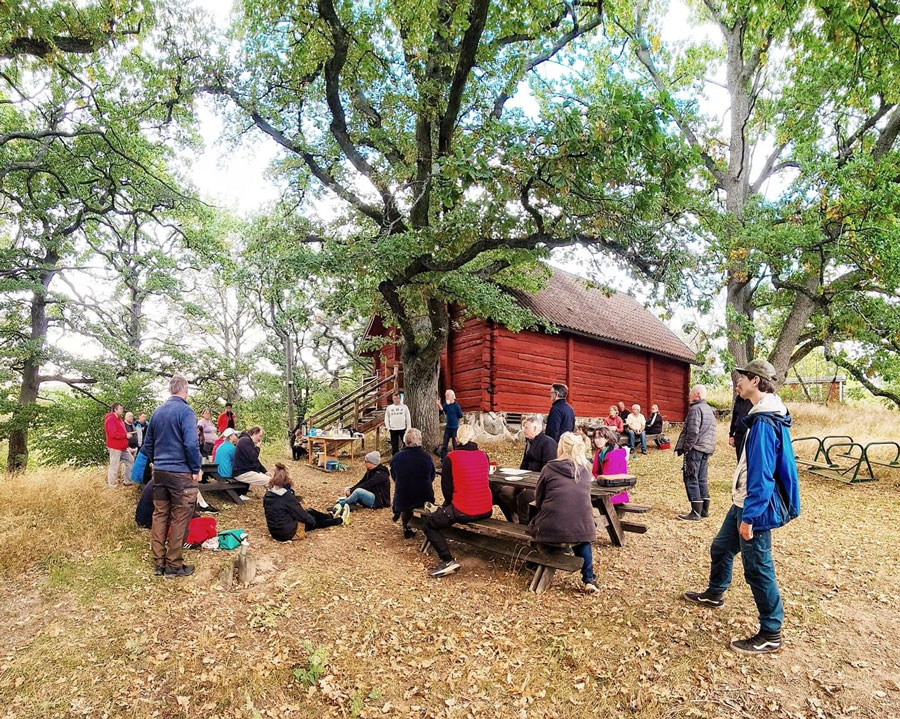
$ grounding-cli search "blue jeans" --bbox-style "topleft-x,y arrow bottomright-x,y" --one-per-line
338,488 -> 375,508
572,542 -> 595,585
627,430 -> 647,452
708,505 -> 784,633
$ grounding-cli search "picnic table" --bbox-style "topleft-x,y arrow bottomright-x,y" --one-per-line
488,470 -> 645,546
409,469 -> 650,594
306,434 -> 360,470
198,461 -> 247,503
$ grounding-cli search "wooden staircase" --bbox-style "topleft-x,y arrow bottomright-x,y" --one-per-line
307,367 -> 400,435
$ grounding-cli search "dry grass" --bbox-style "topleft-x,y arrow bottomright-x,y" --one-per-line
1,404 -> 899,719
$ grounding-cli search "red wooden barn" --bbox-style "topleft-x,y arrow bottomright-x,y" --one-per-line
365,267 -> 697,421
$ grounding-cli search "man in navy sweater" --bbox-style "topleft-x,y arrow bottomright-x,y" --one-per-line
142,375 -> 203,578
545,383 -> 575,442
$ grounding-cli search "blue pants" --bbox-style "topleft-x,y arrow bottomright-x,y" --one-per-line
627,430 -> 647,453
573,542 -> 595,585
441,426 -> 458,453
338,488 -> 375,508
708,505 -> 784,633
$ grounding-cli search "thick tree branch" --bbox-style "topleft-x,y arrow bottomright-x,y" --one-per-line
438,0 -> 491,156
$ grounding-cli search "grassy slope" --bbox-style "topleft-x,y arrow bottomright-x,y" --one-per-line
0,403 -> 898,719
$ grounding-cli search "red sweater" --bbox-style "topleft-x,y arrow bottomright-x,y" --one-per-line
104,413 -> 128,450
603,415 -> 623,433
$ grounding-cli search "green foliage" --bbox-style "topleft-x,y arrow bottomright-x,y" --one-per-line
293,641 -> 328,687
31,375 -> 159,467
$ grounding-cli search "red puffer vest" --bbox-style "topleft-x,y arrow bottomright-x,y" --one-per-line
447,448 -> 492,516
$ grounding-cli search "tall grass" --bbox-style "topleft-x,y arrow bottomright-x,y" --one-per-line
0,467 -> 140,579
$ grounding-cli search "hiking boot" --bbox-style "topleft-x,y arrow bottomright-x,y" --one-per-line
341,503 -> 351,524
683,589 -> 724,607
423,502 -> 438,514
403,528 -> 417,539
429,559 -> 460,577
678,501 -> 703,521
154,565 -> 165,577
164,564 -> 195,578
391,512 -> 400,523
730,630 -> 782,654
200,503 -> 220,513
701,499 -> 710,518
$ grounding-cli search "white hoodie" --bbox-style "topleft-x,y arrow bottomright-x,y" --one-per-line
731,393 -> 788,508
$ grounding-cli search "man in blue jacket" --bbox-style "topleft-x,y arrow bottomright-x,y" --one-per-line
545,383 -> 575,442
684,359 -> 801,654
142,375 -> 203,578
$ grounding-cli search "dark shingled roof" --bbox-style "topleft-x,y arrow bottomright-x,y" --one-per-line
509,267 -> 697,364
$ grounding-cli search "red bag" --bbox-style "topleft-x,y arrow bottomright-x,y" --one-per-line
185,516 -> 217,545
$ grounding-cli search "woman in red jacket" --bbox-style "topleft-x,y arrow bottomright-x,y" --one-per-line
423,424 -> 493,578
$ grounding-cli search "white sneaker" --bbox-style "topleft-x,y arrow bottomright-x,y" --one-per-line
239,495 -> 250,502
332,502 -> 342,518
341,503 -> 351,524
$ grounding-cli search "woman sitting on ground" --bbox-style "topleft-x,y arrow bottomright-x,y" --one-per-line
591,426 -> 630,505
263,463 -> 345,542
603,405 -> 624,434
527,432 -> 598,593
389,428 -> 435,539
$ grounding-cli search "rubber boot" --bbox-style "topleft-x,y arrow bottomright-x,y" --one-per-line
678,501 -> 703,521
701,499 -> 710,518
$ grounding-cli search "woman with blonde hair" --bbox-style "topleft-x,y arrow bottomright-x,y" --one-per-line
527,432 -> 598,592
263,463 -> 345,542
423,424 -> 493,577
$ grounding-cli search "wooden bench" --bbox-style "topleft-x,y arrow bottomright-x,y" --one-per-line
407,510 -> 584,594
617,433 -> 664,449
200,464 -> 247,503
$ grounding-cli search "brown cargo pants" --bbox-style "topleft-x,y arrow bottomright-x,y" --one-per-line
150,470 -> 198,571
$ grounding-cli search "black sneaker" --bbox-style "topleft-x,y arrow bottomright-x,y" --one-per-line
730,630 -> 782,654
199,503 -> 220,513
403,528 -> 417,539
164,564 -> 195,578
154,565 -> 165,577
429,559 -> 460,577
683,589 -> 724,607
391,512 -> 400,523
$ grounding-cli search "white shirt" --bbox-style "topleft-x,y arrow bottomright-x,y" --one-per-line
384,403 -> 411,431
626,412 -> 646,433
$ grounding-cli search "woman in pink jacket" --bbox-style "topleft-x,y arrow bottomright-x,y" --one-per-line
590,426 -> 629,504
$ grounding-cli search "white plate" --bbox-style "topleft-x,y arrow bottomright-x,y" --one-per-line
498,468 -> 529,476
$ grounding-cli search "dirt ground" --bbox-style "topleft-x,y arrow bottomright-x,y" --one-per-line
1,408 -> 899,719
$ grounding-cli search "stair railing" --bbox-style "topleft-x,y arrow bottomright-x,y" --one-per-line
308,366 -> 399,431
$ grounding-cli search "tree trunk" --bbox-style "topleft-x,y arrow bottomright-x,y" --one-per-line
402,352 -> 442,450
767,275 -> 820,386
7,258 -> 56,472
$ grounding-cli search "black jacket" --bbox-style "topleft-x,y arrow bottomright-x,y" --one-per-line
135,479 -> 154,528
520,433 -> 558,471
233,434 -> 266,476
349,464 -> 391,509
263,487 -> 314,541
646,412 -> 664,435
730,396 -> 753,439
390,446 -> 435,511
546,399 -> 575,442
